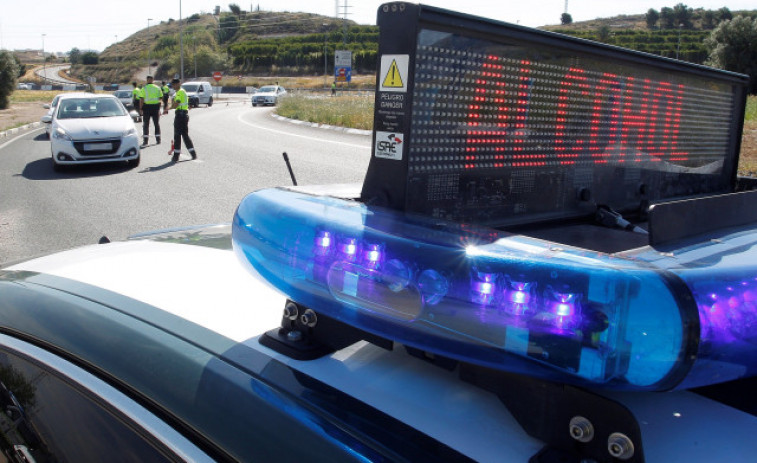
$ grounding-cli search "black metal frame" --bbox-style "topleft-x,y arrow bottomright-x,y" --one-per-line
264,299 -> 646,462
361,2 -> 749,229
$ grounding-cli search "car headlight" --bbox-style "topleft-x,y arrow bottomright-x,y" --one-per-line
53,127 -> 72,141
122,127 -> 137,137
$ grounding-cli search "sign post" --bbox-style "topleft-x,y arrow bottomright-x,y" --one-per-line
334,50 -> 352,84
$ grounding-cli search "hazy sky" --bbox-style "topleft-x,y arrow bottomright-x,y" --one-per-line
2,0 -> 755,53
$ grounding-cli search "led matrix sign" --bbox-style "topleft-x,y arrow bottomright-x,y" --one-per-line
362,3 -> 748,227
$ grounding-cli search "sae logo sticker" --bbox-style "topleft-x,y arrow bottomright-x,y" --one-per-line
379,55 -> 409,93
374,131 -> 404,160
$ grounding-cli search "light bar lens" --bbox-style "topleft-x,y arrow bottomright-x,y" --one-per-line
233,188 -> 757,391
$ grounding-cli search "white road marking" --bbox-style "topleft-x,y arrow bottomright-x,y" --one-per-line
236,110 -> 371,150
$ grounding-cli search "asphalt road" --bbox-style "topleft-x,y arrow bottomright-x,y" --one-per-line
0,103 -> 372,264
35,64 -> 78,84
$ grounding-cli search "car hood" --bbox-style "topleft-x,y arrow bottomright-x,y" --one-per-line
56,116 -> 133,139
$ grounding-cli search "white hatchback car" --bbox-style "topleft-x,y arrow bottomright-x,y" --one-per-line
49,94 -> 140,172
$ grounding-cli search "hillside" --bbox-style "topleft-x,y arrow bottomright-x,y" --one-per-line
72,10 -> 362,84
47,6 -> 756,85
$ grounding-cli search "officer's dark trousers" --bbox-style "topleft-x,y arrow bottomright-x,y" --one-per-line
142,104 -> 161,142
173,111 -> 194,153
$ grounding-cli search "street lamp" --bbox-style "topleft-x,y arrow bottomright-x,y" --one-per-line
41,33 -> 46,84
147,19 -> 153,76
676,23 -> 683,60
114,35 -> 118,63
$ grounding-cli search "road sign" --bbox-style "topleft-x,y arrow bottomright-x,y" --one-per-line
213,71 -> 223,82
334,66 -> 351,83
335,50 -> 352,68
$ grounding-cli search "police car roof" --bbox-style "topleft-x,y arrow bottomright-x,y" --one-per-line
4,224 -> 757,462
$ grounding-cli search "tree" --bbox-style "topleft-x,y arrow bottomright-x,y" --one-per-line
672,3 -> 694,29
69,47 -> 82,65
219,14 -> 239,43
560,13 -> 572,25
12,54 -> 26,77
0,50 -> 19,109
597,25 -> 611,42
705,15 -> 757,94
701,10 -> 717,29
229,3 -> 242,17
718,7 -> 733,22
646,9 -> 660,29
81,51 -> 99,65
660,7 -> 675,29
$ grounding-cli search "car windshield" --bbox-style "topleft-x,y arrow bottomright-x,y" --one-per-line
114,91 -> 130,98
183,84 -> 198,92
258,86 -> 277,93
56,98 -> 127,119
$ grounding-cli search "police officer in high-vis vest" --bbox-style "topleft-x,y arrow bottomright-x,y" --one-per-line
161,81 -> 170,109
168,78 -> 197,162
141,75 -> 163,146
131,82 -> 143,121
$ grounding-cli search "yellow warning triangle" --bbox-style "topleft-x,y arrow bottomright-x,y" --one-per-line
382,59 -> 404,88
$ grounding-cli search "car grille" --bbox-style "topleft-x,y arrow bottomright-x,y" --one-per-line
73,138 -> 122,156
254,96 -> 271,103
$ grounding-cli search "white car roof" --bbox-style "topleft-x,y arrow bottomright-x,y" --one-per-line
9,229 -> 757,462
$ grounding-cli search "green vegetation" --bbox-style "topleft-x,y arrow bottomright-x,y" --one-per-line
746,95 -> 756,121
705,16 -> 757,94
31,3 -> 750,91
0,51 -> 19,109
276,92 -> 374,130
227,27 -> 379,75
550,27 -> 711,62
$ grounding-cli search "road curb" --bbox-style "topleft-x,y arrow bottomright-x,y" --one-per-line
0,122 -> 42,140
271,113 -> 371,137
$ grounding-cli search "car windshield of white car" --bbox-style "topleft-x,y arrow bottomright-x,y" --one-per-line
259,86 -> 276,93
58,98 -> 126,119
183,84 -> 198,92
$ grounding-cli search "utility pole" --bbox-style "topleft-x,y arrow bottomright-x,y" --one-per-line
180,0 -> 184,81
41,34 -> 46,84
340,0 -> 351,47
323,24 -> 328,87
147,19 -> 153,76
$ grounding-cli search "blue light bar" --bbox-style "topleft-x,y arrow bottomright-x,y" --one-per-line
232,188 -> 757,391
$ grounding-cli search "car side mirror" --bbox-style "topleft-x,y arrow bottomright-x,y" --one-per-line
43,104 -> 51,109
41,115 -> 52,124
198,87 -> 204,93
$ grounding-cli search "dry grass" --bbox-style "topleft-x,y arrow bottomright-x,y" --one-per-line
277,92 -> 374,130
228,74 -> 375,90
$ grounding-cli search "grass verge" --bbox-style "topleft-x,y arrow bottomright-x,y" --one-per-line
277,92 -> 374,130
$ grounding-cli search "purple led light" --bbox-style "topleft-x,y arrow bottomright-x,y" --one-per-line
535,286 -> 582,332
471,269 -> 498,305
502,276 -> 535,317
362,243 -> 384,269
314,230 -> 333,256
338,237 -> 359,262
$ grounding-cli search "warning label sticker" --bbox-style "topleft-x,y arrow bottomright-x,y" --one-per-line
374,131 -> 404,160
379,55 -> 409,93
